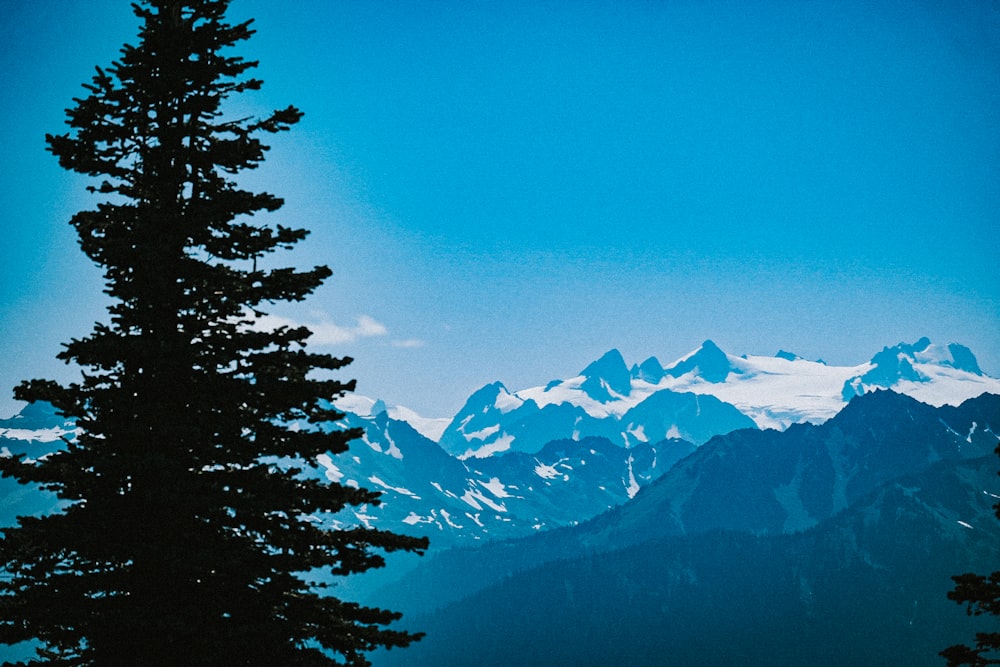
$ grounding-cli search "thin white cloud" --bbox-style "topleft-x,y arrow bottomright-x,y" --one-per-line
253,313 -> 388,346
391,338 -> 426,349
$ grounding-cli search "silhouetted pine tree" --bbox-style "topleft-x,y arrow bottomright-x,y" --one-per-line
0,2 -> 427,665
942,441 -> 1000,666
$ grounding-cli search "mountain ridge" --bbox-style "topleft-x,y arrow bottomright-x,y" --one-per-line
383,452 -> 1000,666
349,337 -> 1000,440
370,390 -> 1000,617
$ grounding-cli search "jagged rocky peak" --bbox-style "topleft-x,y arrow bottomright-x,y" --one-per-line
890,337 -> 983,375
841,337 -> 987,401
666,339 -> 733,384
631,356 -> 666,384
463,380 -> 512,408
579,349 -> 632,400
867,338 -> 982,374
774,350 -> 801,362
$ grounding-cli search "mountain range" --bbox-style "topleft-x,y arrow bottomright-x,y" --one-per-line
374,390 -> 1000,666
2,337 -> 999,664
4,337 -> 998,551
350,337 -> 1000,452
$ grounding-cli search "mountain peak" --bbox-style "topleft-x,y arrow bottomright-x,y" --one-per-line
579,349 -> 632,401
469,380 -> 507,399
842,338 -> 986,401
581,349 -> 627,377
631,356 -> 665,384
666,339 -> 733,383
918,342 -> 983,376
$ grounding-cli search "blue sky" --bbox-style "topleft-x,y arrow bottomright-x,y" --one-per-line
1,0 -> 998,419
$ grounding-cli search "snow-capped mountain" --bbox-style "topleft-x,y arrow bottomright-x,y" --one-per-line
375,390 -> 1000,625
4,337 -> 996,550
658,337 -> 1000,429
309,407 -> 694,548
437,350 -> 756,459
406,338 -> 1000,452
333,393 -> 450,441
0,401 -> 690,550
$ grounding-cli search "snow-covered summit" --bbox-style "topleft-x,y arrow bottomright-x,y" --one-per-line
663,339 -> 734,383
332,394 -> 450,442
652,338 -> 999,429
840,337 -> 993,409
578,349 -> 633,401
437,338 -> 1000,443
344,338 -> 999,445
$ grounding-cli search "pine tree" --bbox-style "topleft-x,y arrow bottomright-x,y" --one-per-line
941,441 -> 1000,666
0,2 -> 427,665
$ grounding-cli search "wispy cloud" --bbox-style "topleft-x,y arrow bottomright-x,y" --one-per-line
253,313 -> 388,346
311,314 -> 388,346
391,338 -> 425,349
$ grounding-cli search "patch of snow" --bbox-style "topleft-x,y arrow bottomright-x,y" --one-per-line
914,343 -> 959,367
460,490 -> 482,511
333,394 -> 376,416
440,509 -> 463,529
465,512 -> 484,527
431,481 -> 460,500
315,453 -> 344,483
494,388 -> 524,414
334,394 -> 449,441
627,423 -> 648,443
463,424 -> 500,442
354,505 -> 376,529
384,432 -> 403,460
623,455 -> 640,499
0,427 -> 75,443
458,433 -> 515,460
362,436 -> 382,453
402,512 -> 432,526
478,477 -> 514,499
534,459 -> 563,480
367,475 -> 420,499
889,369 -> 1000,407
957,520 -> 974,529
387,405 -> 450,441
460,487 -> 507,513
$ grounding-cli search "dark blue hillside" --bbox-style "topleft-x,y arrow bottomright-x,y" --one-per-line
371,392 -> 1000,618
382,453 -> 1000,666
